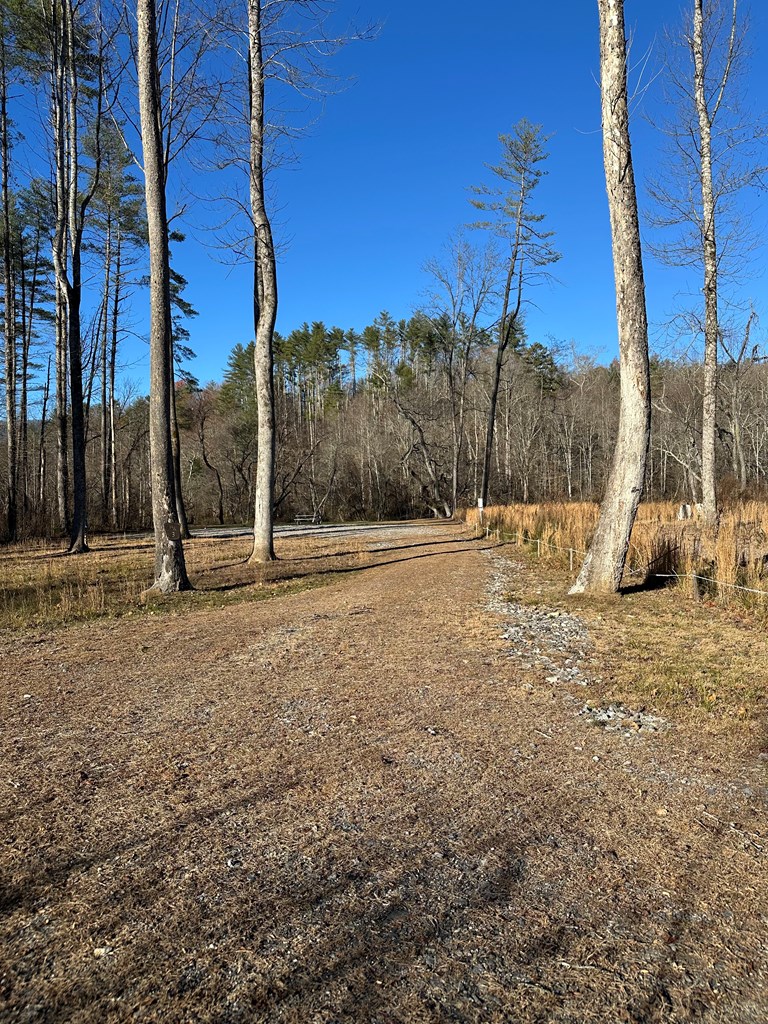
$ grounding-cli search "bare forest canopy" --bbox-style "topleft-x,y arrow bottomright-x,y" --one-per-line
4,311 -> 768,533
0,0 -> 767,541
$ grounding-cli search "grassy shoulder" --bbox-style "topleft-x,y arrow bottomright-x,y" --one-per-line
0,532 -> 367,632
502,542 -> 768,735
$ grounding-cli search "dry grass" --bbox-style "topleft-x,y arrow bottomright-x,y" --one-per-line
464,501 -> 768,614
498,541 -> 768,729
0,524 -> 470,632
0,532 -> 367,631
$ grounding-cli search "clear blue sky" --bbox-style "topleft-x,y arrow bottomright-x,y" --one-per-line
165,0 -> 768,386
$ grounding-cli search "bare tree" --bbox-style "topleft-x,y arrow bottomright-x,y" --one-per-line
421,235 -> 496,514
240,1 -> 373,561
721,308 -> 759,489
653,363 -> 704,500
570,0 -> 650,594
120,0 -> 225,540
136,0 -> 190,591
693,0 -> 725,530
649,0 -> 764,531
246,0 -> 277,562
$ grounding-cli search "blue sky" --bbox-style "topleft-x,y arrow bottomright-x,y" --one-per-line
167,0 -> 768,385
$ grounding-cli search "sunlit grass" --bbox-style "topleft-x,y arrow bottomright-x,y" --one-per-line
464,500 -> 768,614
0,532 -> 339,630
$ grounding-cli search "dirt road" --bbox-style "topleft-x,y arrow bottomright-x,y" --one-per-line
1,524 -> 767,1022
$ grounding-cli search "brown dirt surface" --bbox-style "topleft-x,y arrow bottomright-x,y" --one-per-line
2,522 -> 768,1023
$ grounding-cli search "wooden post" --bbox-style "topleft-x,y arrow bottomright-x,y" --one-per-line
569,548 -> 574,572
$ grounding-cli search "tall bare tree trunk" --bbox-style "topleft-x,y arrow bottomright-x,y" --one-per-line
137,0 -> 191,591
247,0 -> 277,563
62,0 -> 89,553
39,358 -> 51,516
54,281 -> 69,535
50,0 -> 74,543
694,0 -> 725,532
1,29 -> 18,543
109,225 -> 121,528
19,221 -> 41,527
100,213 -> 111,526
472,122 -> 559,507
570,0 -> 650,594
480,254 -> 517,508
170,364 -> 191,537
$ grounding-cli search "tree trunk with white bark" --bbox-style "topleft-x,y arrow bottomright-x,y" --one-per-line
247,0 -> 277,563
694,0 -> 723,532
570,0 -> 650,594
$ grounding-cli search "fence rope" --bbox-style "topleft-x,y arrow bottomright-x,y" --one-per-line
654,572 -> 768,597
495,529 -> 768,599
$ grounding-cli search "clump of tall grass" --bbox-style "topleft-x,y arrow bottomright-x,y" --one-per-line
0,538 -> 152,629
466,500 -> 768,613
466,502 -> 601,555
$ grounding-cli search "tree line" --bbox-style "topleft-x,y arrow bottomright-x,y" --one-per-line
5,299 -> 768,534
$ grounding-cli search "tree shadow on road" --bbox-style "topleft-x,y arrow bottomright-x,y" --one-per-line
284,535 -> 486,563
205,542 -> 500,594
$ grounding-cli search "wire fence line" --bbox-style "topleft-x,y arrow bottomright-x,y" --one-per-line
654,573 -> 768,598
481,523 -> 768,600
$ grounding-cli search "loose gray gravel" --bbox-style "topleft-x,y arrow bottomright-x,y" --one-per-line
485,551 -> 669,739
579,701 -> 668,735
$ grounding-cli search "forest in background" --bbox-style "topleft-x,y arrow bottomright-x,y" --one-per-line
6,301 -> 768,536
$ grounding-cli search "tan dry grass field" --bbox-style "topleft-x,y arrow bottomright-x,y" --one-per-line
2,520 -> 768,1023
466,500 -> 768,612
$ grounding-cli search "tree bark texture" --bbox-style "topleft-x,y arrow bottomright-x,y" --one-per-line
247,0 -> 277,563
1,27 -> 18,541
137,0 -> 191,591
570,0 -> 650,594
693,0 -> 721,532
63,0 -> 88,552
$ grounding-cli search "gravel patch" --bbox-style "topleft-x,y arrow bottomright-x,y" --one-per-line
486,553 -> 594,687
486,551 -> 671,738
579,701 -> 669,735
